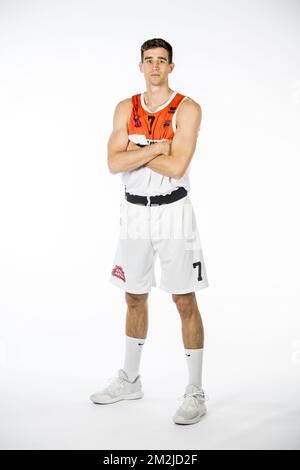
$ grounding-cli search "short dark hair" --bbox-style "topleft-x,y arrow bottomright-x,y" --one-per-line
141,38 -> 173,64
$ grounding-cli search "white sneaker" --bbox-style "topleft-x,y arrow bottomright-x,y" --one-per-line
173,384 -> 208,425
90,368 -> 144,404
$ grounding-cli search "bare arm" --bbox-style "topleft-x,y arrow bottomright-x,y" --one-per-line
126,140 -> 177,178
143,154 -> 178,179
145,100 -> 202,179
107,100 -> 162,174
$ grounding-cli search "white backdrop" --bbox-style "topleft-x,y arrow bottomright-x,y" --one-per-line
0,0 -> 299,450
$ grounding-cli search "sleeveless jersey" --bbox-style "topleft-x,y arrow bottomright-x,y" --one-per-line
120,90 -> 191,197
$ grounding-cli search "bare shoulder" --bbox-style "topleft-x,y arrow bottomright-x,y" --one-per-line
180,96 -> 202,113
177,96 -> 202,129
118,97 -> 132,106
114,98 -> 132,127
114,97 -> 132,112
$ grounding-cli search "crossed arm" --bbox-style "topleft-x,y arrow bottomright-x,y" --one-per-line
127,101 -> 202,180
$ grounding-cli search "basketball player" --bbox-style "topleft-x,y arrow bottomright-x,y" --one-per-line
90,38 -> 209,425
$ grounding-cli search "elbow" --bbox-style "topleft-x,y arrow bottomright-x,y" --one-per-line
107,155 -> 118,175
108,164 -> 116,175
170,157 -> 184,179
108,165 -> 117,175
173,167 -> 184,180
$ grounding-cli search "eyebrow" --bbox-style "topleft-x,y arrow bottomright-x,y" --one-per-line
144,56 -> 168,61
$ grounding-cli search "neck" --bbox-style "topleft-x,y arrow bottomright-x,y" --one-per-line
143,85 -> 174,110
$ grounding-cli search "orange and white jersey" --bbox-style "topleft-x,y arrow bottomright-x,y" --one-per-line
120,90 -> 191,197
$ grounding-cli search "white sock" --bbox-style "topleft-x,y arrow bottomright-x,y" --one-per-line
123,335 -> 145,382
185,348 -> 203,388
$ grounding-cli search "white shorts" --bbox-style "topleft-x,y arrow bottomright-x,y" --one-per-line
109,193 -> 209,294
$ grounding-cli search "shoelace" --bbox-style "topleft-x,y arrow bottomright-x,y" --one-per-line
177,390 -> 210,404
106,376 -> 127,393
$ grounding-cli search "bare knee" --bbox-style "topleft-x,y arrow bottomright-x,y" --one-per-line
125,292 -> 148,309
172,292 -> 195,319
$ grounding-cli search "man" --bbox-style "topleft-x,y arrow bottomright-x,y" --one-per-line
90,38 -> 209,425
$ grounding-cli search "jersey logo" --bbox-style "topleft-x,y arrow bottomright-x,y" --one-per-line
163,120 -> 171,129
111,265 -> 126,282
168,106 -> 177,114
134,117 -> 142,127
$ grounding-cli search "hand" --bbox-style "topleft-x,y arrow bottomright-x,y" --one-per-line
158,139 -> 172,156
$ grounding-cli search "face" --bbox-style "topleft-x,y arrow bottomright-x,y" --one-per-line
139,47 -> 175,85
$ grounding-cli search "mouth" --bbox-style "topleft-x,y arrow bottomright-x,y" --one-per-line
151,74 -> 160,76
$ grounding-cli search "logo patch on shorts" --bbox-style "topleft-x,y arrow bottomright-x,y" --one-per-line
111,265 -> 126,282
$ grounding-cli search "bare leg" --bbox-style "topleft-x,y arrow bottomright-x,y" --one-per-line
125,292 -> 149,339
172,292 -> 204,348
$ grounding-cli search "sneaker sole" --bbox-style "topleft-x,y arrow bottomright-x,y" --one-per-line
90,390 -> 144,404
173,409 -> 207,425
